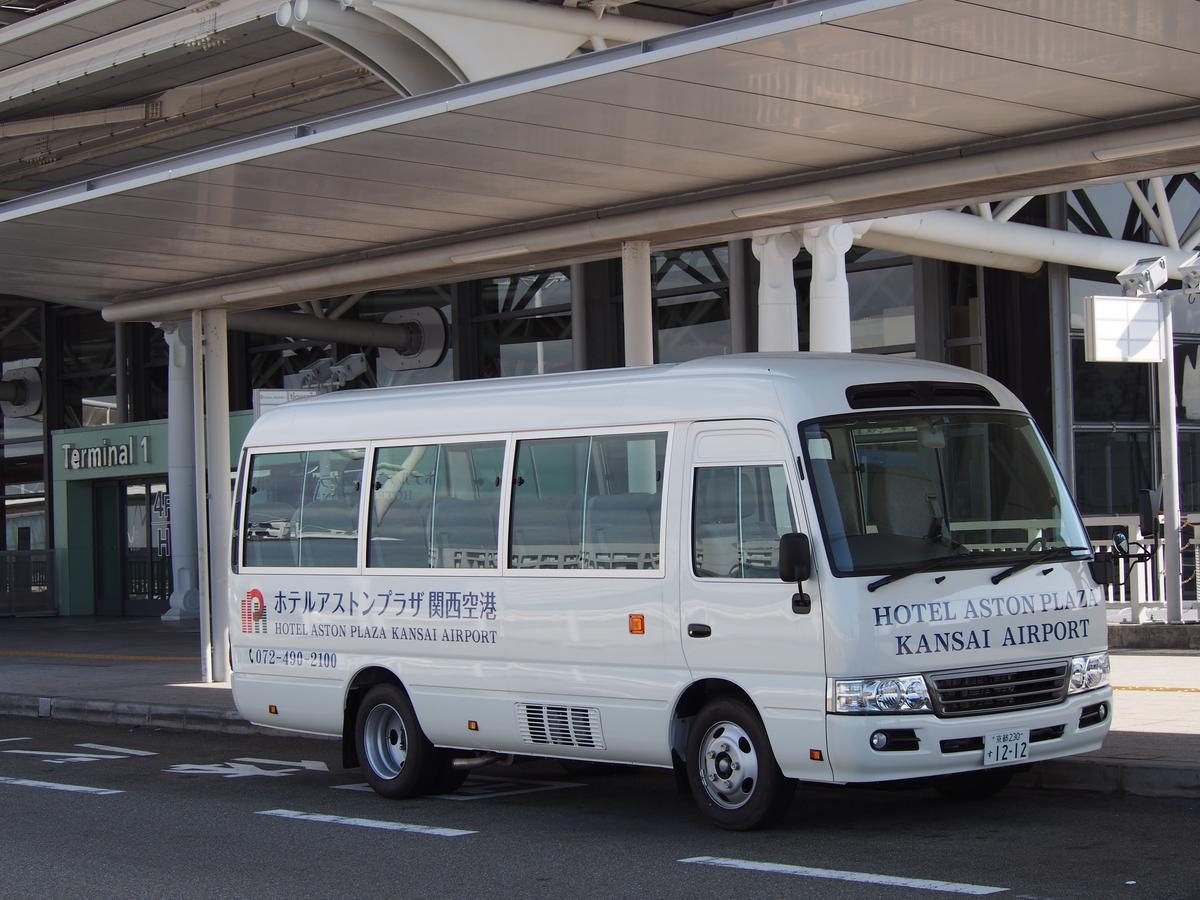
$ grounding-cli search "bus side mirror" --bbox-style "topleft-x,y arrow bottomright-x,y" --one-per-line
1112,528 -> 1130,557
779,532 -> 812,583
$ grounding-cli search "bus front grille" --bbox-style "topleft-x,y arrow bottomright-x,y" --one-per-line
929,661 -> 1070,717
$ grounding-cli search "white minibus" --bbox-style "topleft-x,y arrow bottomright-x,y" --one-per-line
229,353 -> 1112,829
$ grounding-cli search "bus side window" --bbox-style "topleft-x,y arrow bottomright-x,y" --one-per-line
510,432 -> 667,571
368,440 -> 504,570
296,448 -> 364,568
692,465 -> 796,579
244,452 -> 303,567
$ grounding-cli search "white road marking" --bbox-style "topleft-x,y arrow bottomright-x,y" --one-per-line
3,750 -> 125,764
77,743 -> 157,757
0,737 -> 30,743
432,775 -> 583,801
166,762 -> 299,778
332,775 -> 583,801
0,775 -> 123,796
257,809 -> 476,837
234,757 -> 328,772
679,856 -> 1008,895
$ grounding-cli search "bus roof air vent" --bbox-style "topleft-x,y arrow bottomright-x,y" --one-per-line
845,381 -> 999,410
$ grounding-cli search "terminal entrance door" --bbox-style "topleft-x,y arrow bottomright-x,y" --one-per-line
94,479 -> 172,616
123,480 -> 172,616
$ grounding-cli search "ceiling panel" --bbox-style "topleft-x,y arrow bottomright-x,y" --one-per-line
397,111 -> 797,182
636,47 -> 1094,134
471,92 -> 883,167
544,70 -> 986,151
1,0 -> 1198,310
843,0 -> 1200,99
733,24 -> 1182,117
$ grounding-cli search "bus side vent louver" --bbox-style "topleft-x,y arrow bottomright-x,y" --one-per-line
516,704 -> 605,750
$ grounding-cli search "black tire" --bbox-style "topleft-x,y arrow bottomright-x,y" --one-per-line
686,697 -> 795,830
934,766 -> 1015,801
424,751 -> 471,795
354,683 -> 435,799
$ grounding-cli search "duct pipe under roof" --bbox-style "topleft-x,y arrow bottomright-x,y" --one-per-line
226,309 -> 419,349
865,210 -> 1199,275
100,118 -> 1200,324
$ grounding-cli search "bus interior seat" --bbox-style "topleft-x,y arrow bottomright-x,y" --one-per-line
297,501 -> 358,567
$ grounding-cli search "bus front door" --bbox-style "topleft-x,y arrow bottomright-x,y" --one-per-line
680,421 -> 831,780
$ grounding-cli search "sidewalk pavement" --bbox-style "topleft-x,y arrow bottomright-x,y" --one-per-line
1,617 -> 1197,799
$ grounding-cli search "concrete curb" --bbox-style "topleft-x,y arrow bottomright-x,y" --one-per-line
1108,623 -> 1200,650
1021,756 -> 1200,800
0,692 -> 268,736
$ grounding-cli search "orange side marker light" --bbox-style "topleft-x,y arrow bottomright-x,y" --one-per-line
810,749 -> 823,762
629,614 -> 645,635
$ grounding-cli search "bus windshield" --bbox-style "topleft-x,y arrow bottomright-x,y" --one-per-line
801,411 -> 1089,577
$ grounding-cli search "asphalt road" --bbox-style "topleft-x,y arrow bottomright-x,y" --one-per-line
0,716 -> 1195,900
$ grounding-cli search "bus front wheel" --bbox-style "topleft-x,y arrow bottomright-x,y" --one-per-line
354,683 -> 434,799
686,698 -> 795,830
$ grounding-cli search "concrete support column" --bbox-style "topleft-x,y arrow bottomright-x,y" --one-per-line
1159,301 -> 1184,624
751,230 -> 802,352
804,223 -> 855,353
159,321 -> 198,623
727,240 -> 748,353
570,262 -> 588,370
621,240 -> 654,366
191,309 -> 233,681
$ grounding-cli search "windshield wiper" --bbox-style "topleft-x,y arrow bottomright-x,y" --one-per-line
990,546 -> 1091,585
866,550 -> 988,593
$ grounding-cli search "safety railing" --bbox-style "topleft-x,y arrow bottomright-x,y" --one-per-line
1082,514 -> 1200,623
0,550 -> 55,617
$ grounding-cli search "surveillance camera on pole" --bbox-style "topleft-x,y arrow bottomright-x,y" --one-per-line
1116,256 -> 1168,296
1179,251 -> 1200,296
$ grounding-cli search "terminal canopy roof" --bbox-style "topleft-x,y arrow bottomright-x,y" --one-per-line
2,0 -> 1199,315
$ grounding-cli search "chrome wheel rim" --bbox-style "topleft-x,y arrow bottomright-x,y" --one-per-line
363,703 -> 408,780
698,720 -> 759,810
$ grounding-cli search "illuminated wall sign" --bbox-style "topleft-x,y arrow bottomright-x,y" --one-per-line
61,436 -> 150,471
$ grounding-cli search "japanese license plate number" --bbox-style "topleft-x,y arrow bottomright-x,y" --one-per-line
983,729 -> 1029,766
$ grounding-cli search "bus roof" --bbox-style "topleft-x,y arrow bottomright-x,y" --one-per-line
246,353 -> 1023,448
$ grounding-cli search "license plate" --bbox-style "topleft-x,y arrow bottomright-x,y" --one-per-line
983,729 -> 1029,766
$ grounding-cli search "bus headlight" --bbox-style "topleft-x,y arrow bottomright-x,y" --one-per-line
1069,651 -> 1109,694
831,675 -> 931,713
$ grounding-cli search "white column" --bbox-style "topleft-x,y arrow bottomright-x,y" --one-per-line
1159,299 -> 1184,624
159,322 -> 198,623
804,222 -> 855,353
202,309 -> 234,681
751,230 -> 801,352
621,240 -> 654,366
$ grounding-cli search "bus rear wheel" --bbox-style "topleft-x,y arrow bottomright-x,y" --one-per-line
354,684 -> 434,799
687,698 -> 795,830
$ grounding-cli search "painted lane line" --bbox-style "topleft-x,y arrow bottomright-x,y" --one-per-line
257,809 -> 476,837
0,737 -> 31,743
76,743 -> 157,756
234,757 -> 328,771
0,775 -> 123,796
4,750 -> 124,758
679,856 -> 1008,895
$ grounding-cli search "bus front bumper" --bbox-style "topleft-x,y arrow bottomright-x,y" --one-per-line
824,687 -> 1113,784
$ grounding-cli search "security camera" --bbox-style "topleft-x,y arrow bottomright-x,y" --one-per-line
1117,256 -> 1168,295
1179,251 -> 1200,295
